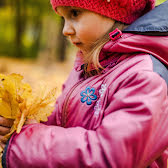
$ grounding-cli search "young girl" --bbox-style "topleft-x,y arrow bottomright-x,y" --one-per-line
1,0 -> 168,167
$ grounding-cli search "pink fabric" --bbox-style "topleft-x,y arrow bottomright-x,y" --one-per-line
5,33 -> 168,168
50,0 -> 155,24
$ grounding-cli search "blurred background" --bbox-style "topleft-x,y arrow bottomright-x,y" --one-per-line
0,0 -> 78,96
0,0 -> 166,96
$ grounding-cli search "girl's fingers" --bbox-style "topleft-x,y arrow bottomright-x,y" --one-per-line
0,142 -> 5,149
0,135 -> 8,144
0,135 -> 8,150
0,126 -> 11,135
0,116 -> 14,127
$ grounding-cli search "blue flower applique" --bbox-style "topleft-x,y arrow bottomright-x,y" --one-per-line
80,86 -> 97,105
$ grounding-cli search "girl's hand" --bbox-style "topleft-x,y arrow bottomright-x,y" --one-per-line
0,116 -> 14,148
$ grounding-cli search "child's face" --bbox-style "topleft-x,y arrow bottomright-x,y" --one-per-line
57,6 -> 115,54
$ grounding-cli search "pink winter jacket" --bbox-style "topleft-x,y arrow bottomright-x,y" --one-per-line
3,32 -> 168,168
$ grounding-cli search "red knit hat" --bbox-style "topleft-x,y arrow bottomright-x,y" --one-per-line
50,0 -> 155,24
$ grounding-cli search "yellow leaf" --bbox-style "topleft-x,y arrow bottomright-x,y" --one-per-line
0,100 -> 13,119
0,73 -> 57,140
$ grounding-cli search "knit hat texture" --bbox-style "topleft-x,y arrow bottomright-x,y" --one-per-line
50,0 -> 155,24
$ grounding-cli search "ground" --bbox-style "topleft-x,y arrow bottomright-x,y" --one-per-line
0,57 -> 74,97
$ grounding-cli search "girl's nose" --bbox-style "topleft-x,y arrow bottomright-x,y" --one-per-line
62,21 -> 75,37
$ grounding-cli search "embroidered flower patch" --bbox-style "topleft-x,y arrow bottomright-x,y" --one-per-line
80,86 -> 97,105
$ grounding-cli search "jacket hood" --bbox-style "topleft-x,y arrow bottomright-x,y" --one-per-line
102,0 -> 168,66
123,0 -> 168,35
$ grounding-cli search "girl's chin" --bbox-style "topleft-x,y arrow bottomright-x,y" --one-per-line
73,44 -> 90,55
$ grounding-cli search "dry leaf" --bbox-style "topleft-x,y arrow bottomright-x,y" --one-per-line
0,73 -> 57,138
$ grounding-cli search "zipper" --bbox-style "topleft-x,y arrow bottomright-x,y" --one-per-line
61,79 -> 84,127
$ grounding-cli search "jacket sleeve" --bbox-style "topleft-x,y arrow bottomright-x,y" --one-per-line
3,71 -> 168,168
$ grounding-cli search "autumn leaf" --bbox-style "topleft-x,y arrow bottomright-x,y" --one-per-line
0,73 -> 57,137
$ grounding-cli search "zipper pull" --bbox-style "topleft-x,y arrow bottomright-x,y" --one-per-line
109,28 -> 122,41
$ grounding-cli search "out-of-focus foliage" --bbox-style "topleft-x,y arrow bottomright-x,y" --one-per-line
0,0 -> 68,61
156,0 -> 167,6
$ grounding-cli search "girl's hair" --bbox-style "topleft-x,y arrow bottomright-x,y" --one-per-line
83,21 -> 127,75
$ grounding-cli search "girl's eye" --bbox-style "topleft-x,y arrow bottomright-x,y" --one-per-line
70,9 -> 80,18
